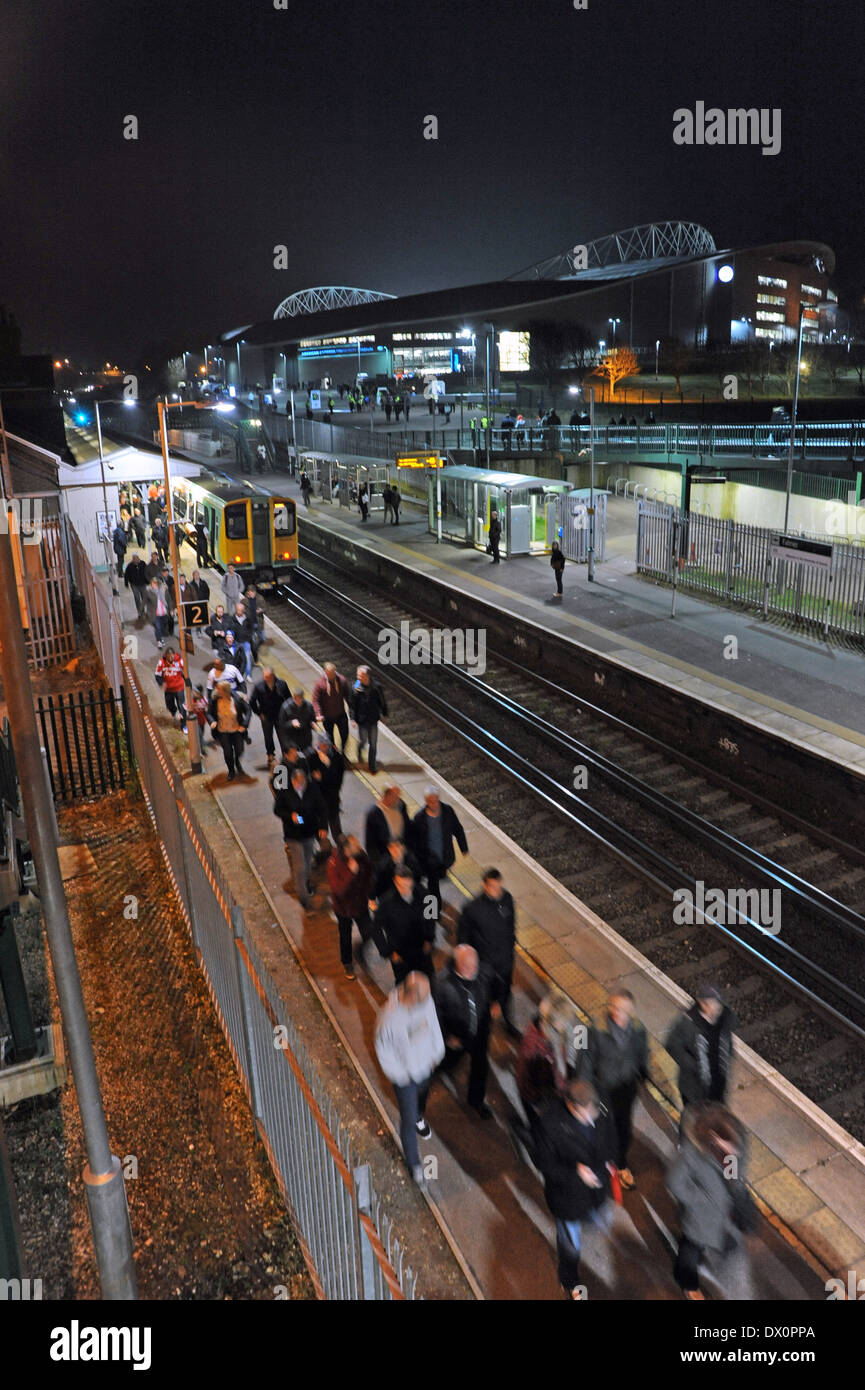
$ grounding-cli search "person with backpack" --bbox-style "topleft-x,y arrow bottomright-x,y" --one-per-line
550,540 -> 566,598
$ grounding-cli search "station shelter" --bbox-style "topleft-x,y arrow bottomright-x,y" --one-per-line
428,465 -> 571,557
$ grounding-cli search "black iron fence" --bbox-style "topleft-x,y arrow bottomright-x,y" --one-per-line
35,690 -> 132,804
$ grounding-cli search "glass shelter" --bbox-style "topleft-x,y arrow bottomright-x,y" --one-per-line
428,465 -> 571,556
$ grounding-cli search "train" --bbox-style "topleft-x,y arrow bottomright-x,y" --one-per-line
170,474 -> 297,588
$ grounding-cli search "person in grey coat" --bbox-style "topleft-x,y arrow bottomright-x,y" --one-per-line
667,1102 -> 754,1300
665,984 -> 735,1109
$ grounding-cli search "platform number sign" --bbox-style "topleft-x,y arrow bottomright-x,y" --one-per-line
183,600 -> 209,628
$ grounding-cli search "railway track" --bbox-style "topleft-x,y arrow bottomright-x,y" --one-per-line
265,548 -> 865,1139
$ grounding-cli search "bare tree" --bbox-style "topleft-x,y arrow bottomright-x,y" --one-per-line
593,346 -> 639,398
662,339 -> 692,397
527,321 -> 566,391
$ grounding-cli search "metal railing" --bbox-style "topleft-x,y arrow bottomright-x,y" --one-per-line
67,520 -> 418,1298
36,690 -> 131,803
636,501 -> 865,638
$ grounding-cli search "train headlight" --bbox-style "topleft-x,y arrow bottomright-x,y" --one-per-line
281,551 -> 290,559
234,554 -> 242,562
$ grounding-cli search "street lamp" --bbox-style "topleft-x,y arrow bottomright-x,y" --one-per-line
655,339 -> 661,380
609,317 -> 621,345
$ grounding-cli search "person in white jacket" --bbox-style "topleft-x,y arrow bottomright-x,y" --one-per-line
375,972 -> 445,1184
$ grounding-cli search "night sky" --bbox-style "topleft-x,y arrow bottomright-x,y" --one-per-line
3,0 -> 863,362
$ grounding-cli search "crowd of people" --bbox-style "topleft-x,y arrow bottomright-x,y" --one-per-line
129,510 -> 755,1301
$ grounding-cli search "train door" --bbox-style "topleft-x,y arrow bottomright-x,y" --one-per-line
251,498 -> 270,567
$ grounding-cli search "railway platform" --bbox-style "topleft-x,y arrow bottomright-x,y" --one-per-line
280,478 -> 865,768
117,560 -> 865,1301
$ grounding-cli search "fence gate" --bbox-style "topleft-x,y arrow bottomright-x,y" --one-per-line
636,500 -> 675,577
36,690 -> 131,803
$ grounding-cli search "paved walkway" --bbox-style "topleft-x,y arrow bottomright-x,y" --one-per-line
118,554 -> 864,1300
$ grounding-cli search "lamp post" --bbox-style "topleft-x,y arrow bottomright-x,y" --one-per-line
655,339 -> 660,380
609,317 -> 621,346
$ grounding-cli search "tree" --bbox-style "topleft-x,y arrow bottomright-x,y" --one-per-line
527,321 -> 566,389
560,322 -> 594,376
592,346 -> 639,398
663,339 -> 692,397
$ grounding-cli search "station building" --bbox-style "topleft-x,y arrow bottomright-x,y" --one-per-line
218,222 -> 839,392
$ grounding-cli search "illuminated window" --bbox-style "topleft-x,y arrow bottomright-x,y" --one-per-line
756,310 -> 784,323
801,284 -> 822,297
498,331 -> 531,372
755,326 -> 784,340
757,294 -> 786,306
757,275 -> 788,289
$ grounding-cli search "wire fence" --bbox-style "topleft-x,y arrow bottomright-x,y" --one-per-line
636,501 -> 865,639
69,520 -> 418,1298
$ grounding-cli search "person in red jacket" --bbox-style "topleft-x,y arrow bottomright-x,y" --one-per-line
326,833 -> 375,980
312,661 -> 352,755
154,647 -> 187,729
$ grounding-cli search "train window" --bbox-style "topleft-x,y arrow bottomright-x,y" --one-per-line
173,490 -> 187,520
273,502 -> 296,536
225,504 -> 248,540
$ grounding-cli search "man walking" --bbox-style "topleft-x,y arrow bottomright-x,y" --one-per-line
374,867 -> 435,984
326,833 -> 374,980
382,482 -> 394,524
207,679 -> 250,782
221,562 -> 244,610
535,1079 -> 617,1300
194,519 -> 209,568
374,973 -> 445,1185
586,988 -> 649,1190
391,484 -> 401,524
350,665 -> 387,773
311,661 -> 351,754
457,868 -> 518,1037
410,786 -> 468,924
111,519 -> 128,578
433,945 -> 494,1118
277,687 -> 317,755
364,784 -> 409,863
155,646 -> 188,730
249,667 -> 289,768
272,767 -> 328,908
124,553 -> 149,619
665,985 -> 735,1109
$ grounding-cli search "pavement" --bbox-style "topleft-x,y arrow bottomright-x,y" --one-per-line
116,525 -> 865,1300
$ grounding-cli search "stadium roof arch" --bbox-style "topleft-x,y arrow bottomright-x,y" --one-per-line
508,221 -> 718,282
274,286 -> 396,318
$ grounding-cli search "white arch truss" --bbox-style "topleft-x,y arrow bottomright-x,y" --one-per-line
274,286 -> 396,318
509,222 -> 717,280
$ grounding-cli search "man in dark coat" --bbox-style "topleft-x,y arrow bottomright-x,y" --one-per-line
374,867 -> 434,984
194,519 -> 209,567
364,784 -> 409,862
410,787 -> 468,924
665,985 -> 735,1109
277,687 -> 317,755
586,989 -> 649,1189
123,553 -> 149,619
433,945 -> 494,1117
307,737 -> 344,843
488,510 -> 502,563
272,768 -> 328,908
457,868 -> 518,1036
373,839 -> 421,902
131,506 -> 146,548
534,1079 -> 616,1298
111,521 -> 128,577
249,667 -> 289,766
350,665 -> 388,773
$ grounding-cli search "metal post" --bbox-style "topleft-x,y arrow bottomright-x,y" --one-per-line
157,401 -> 202,774
784,304 -> 806,533
352,1163 -> 377,1300
485,327 -> 492,470
0,528 -> 136,1299
588,387 -> 596,582
436,461 -> 442,545
231,907 -> 264,1123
